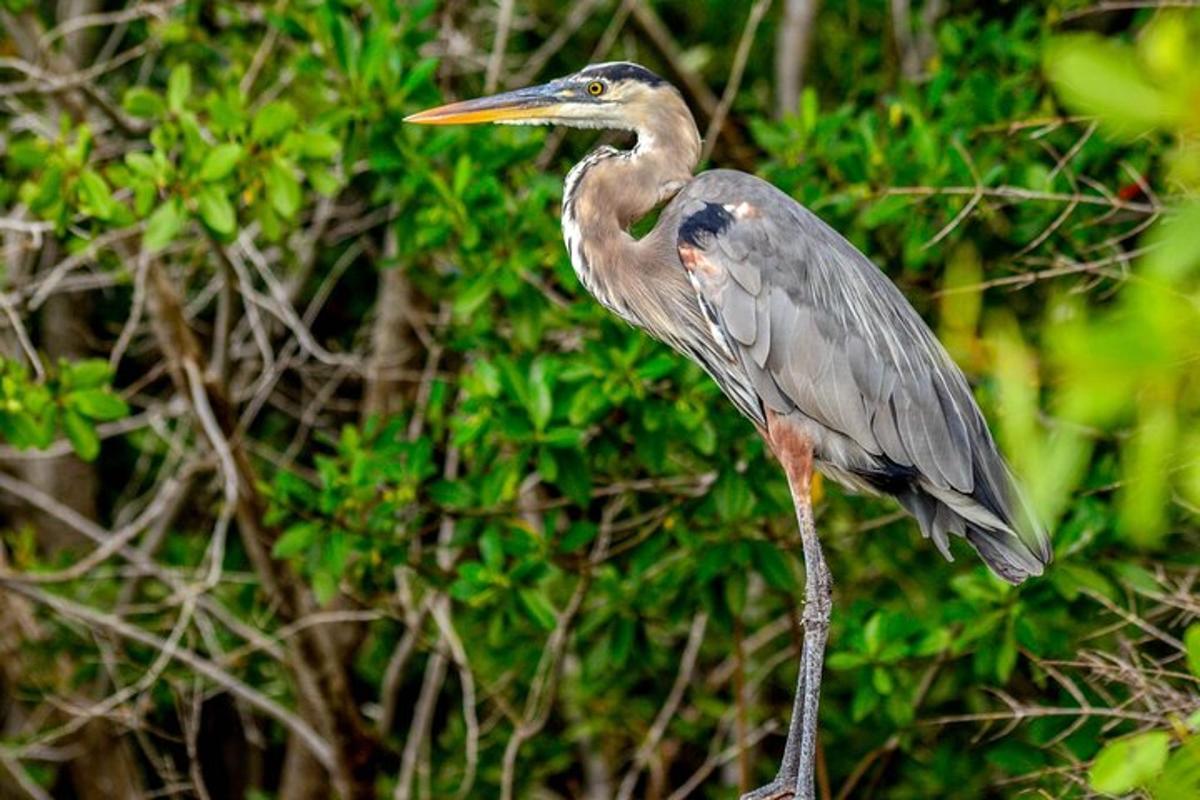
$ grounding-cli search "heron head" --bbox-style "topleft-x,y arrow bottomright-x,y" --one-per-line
404,62 -> 675,133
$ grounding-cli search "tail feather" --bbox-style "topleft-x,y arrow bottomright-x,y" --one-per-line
964,523 -> 1047,584
850,442 -> 1052,584
893,464 -> 1051,585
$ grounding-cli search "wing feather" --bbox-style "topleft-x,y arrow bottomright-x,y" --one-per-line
720,279 -> 758,345
673,172 -> 979,495
667,170 -> 1050,582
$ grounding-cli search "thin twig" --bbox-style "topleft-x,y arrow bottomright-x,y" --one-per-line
700,0 -> 772,163
0,580 -> 336,771
616,612 -> 709,800
484,0 -> 516,93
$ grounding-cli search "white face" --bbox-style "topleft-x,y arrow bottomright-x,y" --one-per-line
497,73 -> 658,132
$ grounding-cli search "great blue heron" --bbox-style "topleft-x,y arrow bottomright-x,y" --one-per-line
406,62 -> 1052,800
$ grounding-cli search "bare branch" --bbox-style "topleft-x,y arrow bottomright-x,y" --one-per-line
701,0 -> 772,163
0,580 -> 337,771
616,611 -> 709,800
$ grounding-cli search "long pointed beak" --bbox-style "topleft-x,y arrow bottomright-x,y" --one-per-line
404,84 -> 562,126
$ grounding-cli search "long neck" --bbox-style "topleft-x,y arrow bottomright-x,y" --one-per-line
561,93 -> 701,327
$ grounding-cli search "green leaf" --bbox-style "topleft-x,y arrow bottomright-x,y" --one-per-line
265,158 -> 301,219
479,529 -> 504,570
713,471 -> 753,522
307,166 -> 341,196
851,685 -> 879,721
610,617 -> 635,666
143,198 -> 186,252
428,480 -> 475,509
123,87 -> 164,119
826,652 -> 867,670
323,532 -> 349,576
62,409 -> 100,461
31,164 -> 63,211
1112,562 -> 1163,595
519,587 -> 557,630
1050,563 -> 1117,602
400,58 -> 439,95
1186,623 -> 1200,678
77,169 -> 116,219
1151,736 -> 1200,800
251,101 -> 299,143
312,571 -> 338,605
559,522 -> 597,553
530,359 -> 552,429
749,540 -> 795,591
125,152 -> 158,178
863,614 -> 884,655
64,360 -> 112,390
635,353 -> 678,381
452,276 -> 492,318
273,522 -> 318,558
542,428 -> 584,448
292,131 -> 340,160
552,450 -> 591,506
69,389 -> 128,422
1089,731 -> 1170,795
1045,36 -> 1181,139
996,617 -> 1018,683
196,185 -> 236,235
198,143 -> 244,182
167,64 -> 191,113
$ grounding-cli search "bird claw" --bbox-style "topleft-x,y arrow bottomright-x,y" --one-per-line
739,778 -> 795,800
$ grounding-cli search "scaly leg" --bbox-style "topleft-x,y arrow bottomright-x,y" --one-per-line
741,421 -> 832,800
738,663 -> 805,799
791,473 -> 831,800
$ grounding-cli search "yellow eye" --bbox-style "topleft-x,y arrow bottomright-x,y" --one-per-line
587,81 -> 605,96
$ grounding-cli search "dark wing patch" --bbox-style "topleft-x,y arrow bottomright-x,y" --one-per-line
678,202 -> 734,249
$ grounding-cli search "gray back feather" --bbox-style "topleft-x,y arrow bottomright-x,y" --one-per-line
661,170 -> 1051,582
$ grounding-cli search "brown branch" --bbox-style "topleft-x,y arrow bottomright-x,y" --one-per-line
499,498 -> 620,800
616,611 -> 709,799
142,257 -> 378,798
627,0 -> 756,167
0,579 -> 336,771
885,184 -> 1159,214
774,0 -> 820,119
700,0 -> 772,164
484,0 -> 516,92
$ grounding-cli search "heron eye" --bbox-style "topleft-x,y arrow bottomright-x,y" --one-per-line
586,81 -> 605,96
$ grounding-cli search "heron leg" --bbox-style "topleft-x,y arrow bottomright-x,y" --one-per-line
741,420 -> 832,800
790,471 -> 831,800
738,637 -> 806,800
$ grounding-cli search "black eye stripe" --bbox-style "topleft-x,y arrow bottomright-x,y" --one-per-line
579,62 -> 666,86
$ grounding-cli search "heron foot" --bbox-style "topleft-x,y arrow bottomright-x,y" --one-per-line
738,777 -> 795,800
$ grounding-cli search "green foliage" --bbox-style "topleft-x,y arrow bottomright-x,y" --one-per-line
2,2 -> 1198,799
1033,12 -> 1200,552
1090,731 -> 1171,795
0,359 -> 127,461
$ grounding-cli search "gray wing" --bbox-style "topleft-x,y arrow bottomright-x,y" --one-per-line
671,170 -> 1051,582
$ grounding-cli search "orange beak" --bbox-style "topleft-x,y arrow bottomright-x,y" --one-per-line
404,83 -> 561,126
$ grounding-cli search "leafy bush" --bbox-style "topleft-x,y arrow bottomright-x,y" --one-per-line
0,2 -> 1196,799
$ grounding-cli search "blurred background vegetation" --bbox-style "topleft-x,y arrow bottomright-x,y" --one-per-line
0,1 -> 1198,798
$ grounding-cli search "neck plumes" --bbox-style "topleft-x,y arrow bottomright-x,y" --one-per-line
561,93 -> 700,326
